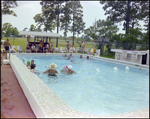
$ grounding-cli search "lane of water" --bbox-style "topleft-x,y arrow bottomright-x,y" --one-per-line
17,54 -> 149,116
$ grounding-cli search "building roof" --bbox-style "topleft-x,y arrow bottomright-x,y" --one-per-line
19,31 -> 60,37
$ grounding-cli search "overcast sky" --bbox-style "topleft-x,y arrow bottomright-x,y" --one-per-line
2,1 -> 145,37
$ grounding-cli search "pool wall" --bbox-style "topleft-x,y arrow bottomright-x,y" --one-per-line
9,53 -> 149,118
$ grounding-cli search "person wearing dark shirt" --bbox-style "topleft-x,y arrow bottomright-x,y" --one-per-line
30,60 -> 36,72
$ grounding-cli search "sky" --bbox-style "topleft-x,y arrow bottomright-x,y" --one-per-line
2,1 -> 145,37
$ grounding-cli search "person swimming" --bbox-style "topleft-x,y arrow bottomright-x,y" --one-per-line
70,57 -> 76,64
65,65 -> 76,74
87,56 -> 91,60
80,55 -> 82,58
61,66 -> 68,72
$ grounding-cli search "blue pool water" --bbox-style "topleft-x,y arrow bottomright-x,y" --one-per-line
17,54 -> 149,116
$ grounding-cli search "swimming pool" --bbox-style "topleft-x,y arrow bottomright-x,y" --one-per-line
17,54 -> 149,116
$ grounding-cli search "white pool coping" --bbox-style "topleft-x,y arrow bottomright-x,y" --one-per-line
9,53 -> 149,118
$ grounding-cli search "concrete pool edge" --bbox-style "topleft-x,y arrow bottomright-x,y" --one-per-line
9,53 -> 149,118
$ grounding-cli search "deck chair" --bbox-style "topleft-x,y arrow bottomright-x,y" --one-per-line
95,49 -> 100,56
70,47 -> 76,53
16,46 -> 23,52
76,47 -> 80,53
10,46 -> 16,53
88,48 -> 93,55
54,47 -> 60,53
84,48 -> 89,54
1,45 -> 5,52
60,47 -> 66,53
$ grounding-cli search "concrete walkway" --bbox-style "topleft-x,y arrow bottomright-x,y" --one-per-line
1,64 -> 36,118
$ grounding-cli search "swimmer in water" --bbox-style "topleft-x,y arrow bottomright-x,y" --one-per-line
61,66 -> 68,72
65,65 -> 76,74
70,57 -> 76,64
43,63 -> 59,76
87,56 -> 91,60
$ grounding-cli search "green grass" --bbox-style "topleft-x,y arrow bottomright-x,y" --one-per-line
100,53 -> 115,59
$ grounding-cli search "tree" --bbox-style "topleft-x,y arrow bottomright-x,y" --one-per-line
138,31 -> 149,50
140,1 -> 149,31
60,1 -> 72,42
11,27 -> 19,37
69,1 -> 84,45
110,33 -> 125,49
85,19 -> 118,55
11,27 -> 19,45
121,35 -> 138,50
29,24 -> 36,31
35,1 -> 65,47
1,0 -> 18,39
73,15 -> 85,43
23,27 -> 28,31
2,23 -> 13,38
100,1 -> 143,34
33,12 -> 56,32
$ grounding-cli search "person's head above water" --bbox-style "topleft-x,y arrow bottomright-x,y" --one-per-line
87,56 -> 89,59
80,55 -> 82,58
27,61 -> 30,65
31,60 -> 34,64
48,63 -> 57,70
68,65 -> 72,70
70,58 -> 73,61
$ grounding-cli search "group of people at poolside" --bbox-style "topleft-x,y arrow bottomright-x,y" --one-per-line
66,41 -> 85,53
26,41 -> 56,53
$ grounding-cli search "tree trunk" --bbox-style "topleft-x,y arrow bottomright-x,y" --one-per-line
1,6 -> 2,40
147,22 -> 149,32
125,0 -> 131,34
73,14 -> 75,45
72,4 -> 75,46
56,5 -> 59,47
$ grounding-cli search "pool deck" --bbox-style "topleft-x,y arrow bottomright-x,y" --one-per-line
1,64 -> 36,118
1,54 -> 149,118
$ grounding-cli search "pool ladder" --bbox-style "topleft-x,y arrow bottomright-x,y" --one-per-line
16,52 -> 25,63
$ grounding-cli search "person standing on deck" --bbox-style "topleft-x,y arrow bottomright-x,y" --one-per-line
66,41 -> 70,53
4,39 -> 11,59
81,41 -> 85,54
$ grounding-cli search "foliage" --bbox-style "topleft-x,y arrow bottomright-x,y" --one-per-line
138,31 -> 149,50
84,18 -> 119,55
2,23 -> 13,37
121,34 -> 138,50
23,27 -> 28,31
1,0 -> 18,39
1,0 -> 18,16
29,24 -> 36,31
11,27 -> 19,37
60,1 -> 72,41
69,1 -> 85,45
140,1 -> 149,31
100,1 -> 145,34
2,23 -> 19,37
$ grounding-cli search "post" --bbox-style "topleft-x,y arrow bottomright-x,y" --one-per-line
34,36 -> 36,45
9,49 -> 11,60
